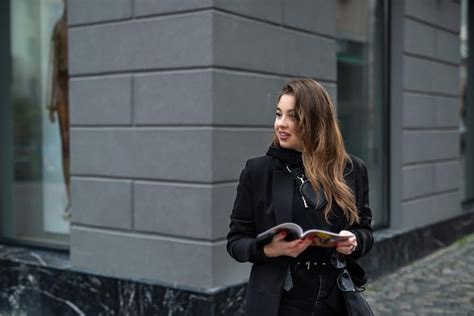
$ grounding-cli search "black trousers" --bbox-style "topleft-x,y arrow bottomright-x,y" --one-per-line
279,262 -> 345,316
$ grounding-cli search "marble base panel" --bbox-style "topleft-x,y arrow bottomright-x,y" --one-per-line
1,211 -> 473,315
0,248 -> 246,316
360,211 -> 474,280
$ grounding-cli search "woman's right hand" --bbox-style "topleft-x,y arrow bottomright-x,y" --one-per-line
263,231 -> 313,258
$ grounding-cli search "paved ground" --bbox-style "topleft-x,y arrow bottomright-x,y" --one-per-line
364,234 -> 474,316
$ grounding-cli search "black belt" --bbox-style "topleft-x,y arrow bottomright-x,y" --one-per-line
291,259 -> 333,271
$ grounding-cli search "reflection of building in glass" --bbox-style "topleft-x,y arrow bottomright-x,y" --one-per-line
336,0 -> 387,228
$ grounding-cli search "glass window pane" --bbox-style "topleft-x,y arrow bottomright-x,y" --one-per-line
461,0 -> 474,203
3,0 -> 69,247
336,0 -> 388,228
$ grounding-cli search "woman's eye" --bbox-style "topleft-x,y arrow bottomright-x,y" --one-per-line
275,112 -> 282,117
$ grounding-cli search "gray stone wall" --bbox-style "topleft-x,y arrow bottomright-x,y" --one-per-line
400,0 -> 462,230
68,0 -> 337,290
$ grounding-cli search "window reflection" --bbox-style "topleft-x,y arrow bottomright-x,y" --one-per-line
336,0 -> 388,228
460,0 -> 474,203
7,0 -> 69,247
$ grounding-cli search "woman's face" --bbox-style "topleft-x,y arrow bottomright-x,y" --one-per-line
274,94 -> 304,152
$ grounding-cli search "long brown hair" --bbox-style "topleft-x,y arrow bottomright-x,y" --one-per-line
273,78 -> 359,224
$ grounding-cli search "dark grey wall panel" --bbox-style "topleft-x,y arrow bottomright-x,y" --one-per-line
403,93 -> 435,128
403,131 -> 459,163
403,56 -> 459,95
68,0 -> 132,25
133,182 -> 237,240
71,226 -> 249,288
212,71 -> 283,126
134,71 -> 213,125
282,0 -> 336,36
404,19 -> 435,57
70,129 -> 213,182
435,29 -> 461,63
213,12 -> 336,80
71,178 -> 132,229
434,161 -> 460,192
434,96 -> 460,128
71,128 -> 271,182
212,129 -> 273,181
402,191 -> 461,230
214,0 -> 282,23
403,165 -> 435,200
69,12 -> 212,75
134,182 -> 213,238
70,76 -> 132,126
133,70 -> 283,126
405,0 -> 460,33
134,0 -> 212,17
212,183 -> 238,240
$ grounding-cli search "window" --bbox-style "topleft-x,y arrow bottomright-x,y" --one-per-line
460,0 -> 474,205
1,0 -> 69,248
336,0 -> 389,228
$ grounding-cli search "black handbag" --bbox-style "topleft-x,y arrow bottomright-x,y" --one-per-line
346,256 -> 368,288
335,256 -> 374,316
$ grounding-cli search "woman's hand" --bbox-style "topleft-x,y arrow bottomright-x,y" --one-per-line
263,231 -> 313,258
335,230 -> 357,255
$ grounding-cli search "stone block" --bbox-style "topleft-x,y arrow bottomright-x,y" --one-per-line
71,226 -> 250,288
134,71 -> 213,125
402,191 -> 461,230
434,96 -> 460,128
68,0 -> 132,25
403,131 -> 459,163
435,29 -> 461,63
71,128 -> 271,182
214,0 -> 282,24
134,182 -> 213,238
134,0 -> 212,17
404,18 -> 435,58
213,12 -> 336,80
71,178 -> 132,230
282,0 -> 336,36
69,12 -> 212,75
403,93 -> 435,128
70,76 -> 132,126
403,164 -> 435,199
434,161 -> 460,192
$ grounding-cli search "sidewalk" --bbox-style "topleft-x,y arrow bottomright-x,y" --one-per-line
364,233 -> 474,316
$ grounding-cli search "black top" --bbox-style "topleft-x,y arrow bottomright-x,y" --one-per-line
266,145 -> 334,261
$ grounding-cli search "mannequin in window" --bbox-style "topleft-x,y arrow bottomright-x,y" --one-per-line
47,0 -> 70,219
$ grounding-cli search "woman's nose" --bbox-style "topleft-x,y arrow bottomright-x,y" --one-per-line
277,116 -> 288,127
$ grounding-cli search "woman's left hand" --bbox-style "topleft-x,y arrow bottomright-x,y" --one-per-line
335,230 -> 357,255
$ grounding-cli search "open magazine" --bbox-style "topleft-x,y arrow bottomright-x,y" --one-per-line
256,222 -> 351,248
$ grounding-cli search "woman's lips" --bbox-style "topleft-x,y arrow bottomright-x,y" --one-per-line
279,132 -> 290,141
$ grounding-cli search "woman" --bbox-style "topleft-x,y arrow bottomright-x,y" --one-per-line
227,78 -> 373,316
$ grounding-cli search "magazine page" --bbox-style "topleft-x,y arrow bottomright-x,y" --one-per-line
302,230 -> 351,248
255,222 -> 303,244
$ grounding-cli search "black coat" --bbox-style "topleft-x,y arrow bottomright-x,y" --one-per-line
227,153 -> 373,316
